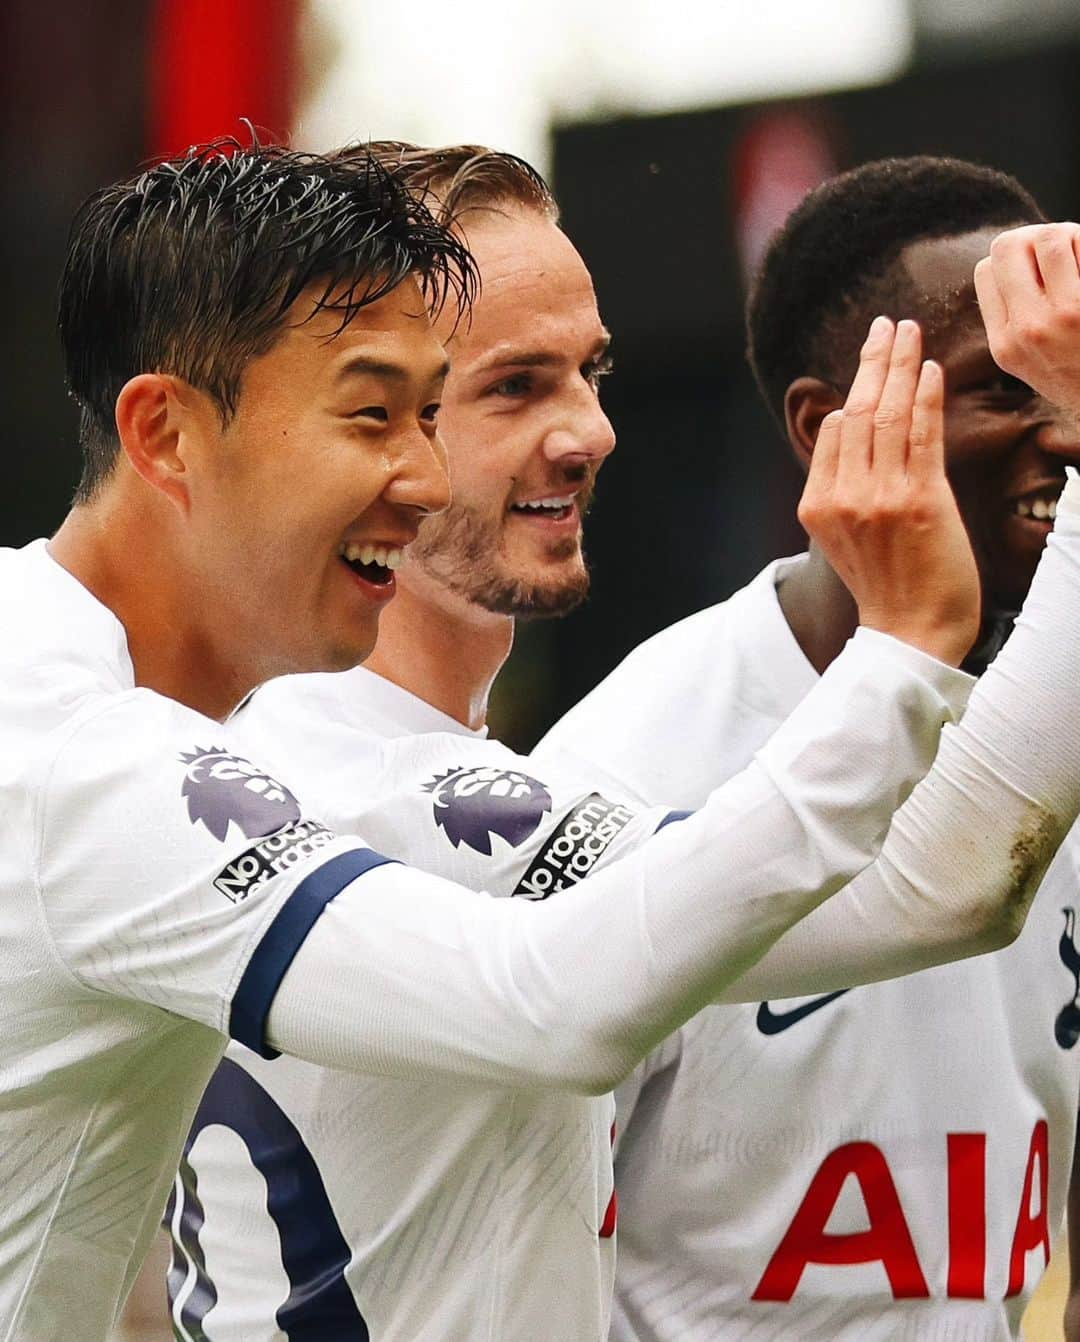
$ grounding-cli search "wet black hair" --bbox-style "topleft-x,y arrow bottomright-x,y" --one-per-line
60,135 -> 477,501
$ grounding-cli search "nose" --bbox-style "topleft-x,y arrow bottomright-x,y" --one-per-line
541,382 -> 617,468
1032,412 -> 1080,463
387,426 -> 452,517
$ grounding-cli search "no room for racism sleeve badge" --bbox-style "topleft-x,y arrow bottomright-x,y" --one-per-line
179,747 -> 334,902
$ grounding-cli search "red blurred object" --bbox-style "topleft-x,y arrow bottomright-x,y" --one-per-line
732,107 -> 839,287
147,0 -> 301,158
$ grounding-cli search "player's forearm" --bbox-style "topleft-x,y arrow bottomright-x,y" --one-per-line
266,632 -> 967,1092
716,472 -> 1080,1002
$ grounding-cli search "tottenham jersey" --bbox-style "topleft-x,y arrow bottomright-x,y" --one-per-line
168,667 -> 676,1342
0,543 -> 396,1342
537,555 -> 1080,1342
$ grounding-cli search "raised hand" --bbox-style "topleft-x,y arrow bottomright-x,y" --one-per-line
974,221 -> 1080,418
798,316 -> 980,667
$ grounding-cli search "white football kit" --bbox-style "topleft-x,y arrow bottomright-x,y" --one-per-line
538,555 -> 1080,1342
0,543 -> 395,1342
3,536 -> 993,1342
170,672 -> 660,1341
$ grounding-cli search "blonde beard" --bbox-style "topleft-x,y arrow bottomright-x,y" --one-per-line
409,502 -> 590,619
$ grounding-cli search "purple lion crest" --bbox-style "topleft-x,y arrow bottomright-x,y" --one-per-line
180,747 -> 302,843
423,765 -> 553,856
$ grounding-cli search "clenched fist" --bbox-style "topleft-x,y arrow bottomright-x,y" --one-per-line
974,221 -> 1080,420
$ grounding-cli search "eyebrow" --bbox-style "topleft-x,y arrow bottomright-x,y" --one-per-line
475,330 -> 612,374
336,355 -> 451,384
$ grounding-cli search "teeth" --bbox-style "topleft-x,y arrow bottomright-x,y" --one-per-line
1013,491 -> 1063,520
340,540 -> 401,568
516,495 -> 575,512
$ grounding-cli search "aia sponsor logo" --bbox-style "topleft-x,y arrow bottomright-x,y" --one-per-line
753,1122 -> 1050,1303
181,747 -> 302,843
423,765 -> 552,856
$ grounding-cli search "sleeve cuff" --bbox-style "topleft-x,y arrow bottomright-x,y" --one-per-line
230,847 -> 397,1058
850,626 -> 975,722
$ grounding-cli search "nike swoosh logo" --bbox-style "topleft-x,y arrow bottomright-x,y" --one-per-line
756,990 -> 850,1035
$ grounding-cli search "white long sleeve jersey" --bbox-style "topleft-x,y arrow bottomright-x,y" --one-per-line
537,556 -> 1080,1342
170,632 -> 967,1342
0,539 -> 968,1342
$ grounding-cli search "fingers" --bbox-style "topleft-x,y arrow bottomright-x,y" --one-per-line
862,319 -> 922,479
976,223 -> 1080,409
837,315 -> 896,474
906,360 -> 945,485
1033,224 -> 1080,304
974,255 -> 1009,346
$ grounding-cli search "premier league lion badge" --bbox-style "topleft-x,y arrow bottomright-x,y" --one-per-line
423,765 -> 553,856
180,747 -> 302,843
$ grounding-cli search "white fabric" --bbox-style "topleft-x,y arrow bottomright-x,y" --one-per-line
536,490 -> 1080,1340
0,543 -> 382,1342
170,633 -> 968,1342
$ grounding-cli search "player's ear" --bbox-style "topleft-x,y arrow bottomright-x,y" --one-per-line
114,373 -> 203,514
785,378 -> 843,473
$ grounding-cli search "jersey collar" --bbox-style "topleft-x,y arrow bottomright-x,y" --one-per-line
731,554 -> 819,726
6,540 -> 136,690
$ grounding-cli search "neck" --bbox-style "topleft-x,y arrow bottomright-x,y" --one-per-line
776,544 -> 859,675
364,572 -> 514,731
49,501 -> 252,722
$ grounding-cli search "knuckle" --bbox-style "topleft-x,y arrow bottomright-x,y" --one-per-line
843,398 -> 874,421
872,406 -> 903,434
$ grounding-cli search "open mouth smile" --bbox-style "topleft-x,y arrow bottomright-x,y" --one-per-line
508,493 -> 578,525
337,540 -> 402,591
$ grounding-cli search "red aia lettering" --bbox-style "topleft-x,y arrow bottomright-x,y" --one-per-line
947,1133 -> 986,1298
752,1143 -> 929,1302
753,1123 -> 1050,1304
1006,1119 -> 1050,1297
600,1119 -> 617,1239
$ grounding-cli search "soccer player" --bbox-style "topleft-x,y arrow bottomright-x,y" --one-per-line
169,149 -> 1080,1340
539,158 -> 1080,1340
0,136 -> 1031,1342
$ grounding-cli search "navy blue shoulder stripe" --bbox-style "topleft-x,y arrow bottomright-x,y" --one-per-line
230,847 -> 397,1059
656,809 -> 694,831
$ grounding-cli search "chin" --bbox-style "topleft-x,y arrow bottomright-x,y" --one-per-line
493,565 -> 591,621
310,623 -> 381,676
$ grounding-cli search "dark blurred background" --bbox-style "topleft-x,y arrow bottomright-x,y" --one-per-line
6,1 -> 1080,756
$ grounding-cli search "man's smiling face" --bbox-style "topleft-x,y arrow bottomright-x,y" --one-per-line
405,205 -> 616,619
186,277 -> 452,677
902,227 -> 1080,613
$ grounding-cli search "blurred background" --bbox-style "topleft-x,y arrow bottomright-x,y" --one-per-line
8,0 -> 1080,750
6,3 -> 1079,1339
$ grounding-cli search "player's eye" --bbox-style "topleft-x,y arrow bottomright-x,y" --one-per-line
976,373 -> 1034,404
349,405 -> 389,423
489,373 -> 532,398
420,402 -> 441,423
